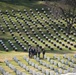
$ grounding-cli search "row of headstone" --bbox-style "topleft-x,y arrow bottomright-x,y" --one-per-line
7,10 -> 45,51
13,57 -> 29,71
18,12 -> 75,47
40,8 -> 76,37
44,13 -> 75,42
14,56 -> 46,75
10,30 -> 27,51
45,54 -> 76,73
33,56 -> 61,74
25,9 -> 74,49
9,12 -> 35,47
35,15 -> 75,48
4,60 -> 26,75
38,54 -> 76,74
46,54 -> 76,69
3,55 -> 76,75
6,12 -> 32,48
21,15 -> 55,50
63,54 -> 76,64
0,66 -> 11,75
12,9 -> 46,48
34,8 -> 76,38
1,9 -> 76,38
0,12 -> 27,51
8,40 -> 18,51
24,56 -> 43,72
0,40 -> 8,51
24,56 -> 59,75
20,10 -> 66,50
40,57 -> 64,75
0,24 -> 5,34
3,8 -> 76,48
0,10 -> 75,51
13,37 -> 27,51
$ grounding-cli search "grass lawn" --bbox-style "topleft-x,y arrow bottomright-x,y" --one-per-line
0,51 -> 76,75
0,0 -> 76,75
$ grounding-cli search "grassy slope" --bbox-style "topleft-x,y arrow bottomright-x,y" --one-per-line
0,0 -> 76,51
0,1 -> 76,74
0,0 -> 46,11
0,51 -> 76,75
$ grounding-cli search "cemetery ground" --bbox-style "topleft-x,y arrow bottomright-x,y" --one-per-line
0,51 -> 76,75
0,0 -> 76,75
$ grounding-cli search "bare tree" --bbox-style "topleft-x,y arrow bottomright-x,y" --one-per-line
59,0 -> 76,34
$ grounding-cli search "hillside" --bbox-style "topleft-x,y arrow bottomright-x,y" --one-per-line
0,0 -> 76,75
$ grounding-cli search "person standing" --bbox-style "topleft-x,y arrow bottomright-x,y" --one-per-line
28,46 -> 32,58
42,48 -> 45,59
37,47 -> 41,58
34,47 -> 38,57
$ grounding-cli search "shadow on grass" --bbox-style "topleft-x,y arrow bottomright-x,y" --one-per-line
0,48 -> 75,54
46,49 -> 76,54
0,0 -> 47,11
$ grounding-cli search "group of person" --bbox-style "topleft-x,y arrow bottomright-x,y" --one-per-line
28,46 -> 45,59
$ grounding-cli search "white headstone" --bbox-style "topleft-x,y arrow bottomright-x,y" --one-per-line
47,57 -> 50,62
55,72 -> 59,75
36,72 -> 40,75
68,57 -> 71,61
59,69 -> 63,74
26,58 -> 29,62
35,64 -> 38,69
44,55 -> 47,59
58,62 -> 62,68
36,57 -> 39,62
28,61 -> 32,65
72,59 -> 75,63
53,54 -> 57,59
26,66 -> 29,71
32,70 -> 36,75
63,54 -> 67,58
39,60 -> 43,65
67,68 -> 71,72
65,61 -> 68,65
34,55 -> 36,59
23,65 -> 26,69
45,70 -> 50,75
22,72 -> 26,75
61,59 -> 65,64
74,54 -> 76,58
50,66 -> 54,70
16,70 -> 21,75
49,71 -> 55,75
46,64 -> 50,68
38,66 -> 42,71
29,69 -> 32,74
54,68 -> 58,72
13,56 -> 18,62
74,64 -> 76,68
69,62 -> 73,67
63,70 -> 68,74
42,62 -> 46,66
72,68 -> 76,73
50,60 -> 54,64
31,63 -> 35,67
54,61 -> 58,66
42,69 -> 45,73
57,57 -> 60,61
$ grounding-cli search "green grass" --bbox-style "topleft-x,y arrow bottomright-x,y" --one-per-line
0,0 -> 76,75
0,51 -> 76,75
